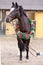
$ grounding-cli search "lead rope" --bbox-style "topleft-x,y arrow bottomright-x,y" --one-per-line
29,46 -> 38,57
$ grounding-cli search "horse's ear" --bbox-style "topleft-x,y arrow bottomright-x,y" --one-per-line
15,2 -> 18,8
12,2 -> 14,6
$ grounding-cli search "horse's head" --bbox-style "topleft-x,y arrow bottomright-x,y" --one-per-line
6,2 -> 23,23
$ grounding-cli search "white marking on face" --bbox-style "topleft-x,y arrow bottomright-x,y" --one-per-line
9,8 -> 15,13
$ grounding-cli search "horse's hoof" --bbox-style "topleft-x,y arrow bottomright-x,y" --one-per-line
26,56 -> 29,59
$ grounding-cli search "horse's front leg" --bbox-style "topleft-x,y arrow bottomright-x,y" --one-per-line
17,36 -> 22,61
26,39 -> 30,60
20,50 -> 22,60
26,46 -> 29,59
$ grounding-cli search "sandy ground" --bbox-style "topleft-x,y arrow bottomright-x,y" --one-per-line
0,35 -> 43,65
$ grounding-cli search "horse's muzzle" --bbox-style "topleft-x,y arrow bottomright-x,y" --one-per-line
6,18 -> 10,23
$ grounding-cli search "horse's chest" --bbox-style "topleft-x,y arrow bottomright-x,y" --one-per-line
19,23 -> 26,32
19,21 -> 30,33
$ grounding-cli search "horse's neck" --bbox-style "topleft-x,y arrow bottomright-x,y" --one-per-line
18,15 -> 31,33
18,15 -> 26,32
19,15 -> 27,24
19,15 -> 26,27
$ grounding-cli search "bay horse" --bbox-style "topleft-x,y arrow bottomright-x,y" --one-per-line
6,2 -> 31,61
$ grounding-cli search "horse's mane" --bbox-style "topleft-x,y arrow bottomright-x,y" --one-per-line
19,6 -> 27,17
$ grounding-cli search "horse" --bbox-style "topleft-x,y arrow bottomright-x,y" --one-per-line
6,2 -> 31,61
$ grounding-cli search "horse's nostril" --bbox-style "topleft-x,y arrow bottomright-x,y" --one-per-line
6,18 -> 9,23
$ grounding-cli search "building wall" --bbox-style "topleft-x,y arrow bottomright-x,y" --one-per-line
0,10 -> 2,20
26,11 -> 35,20
0,10 -> 2,30
35,12 -> 43,38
